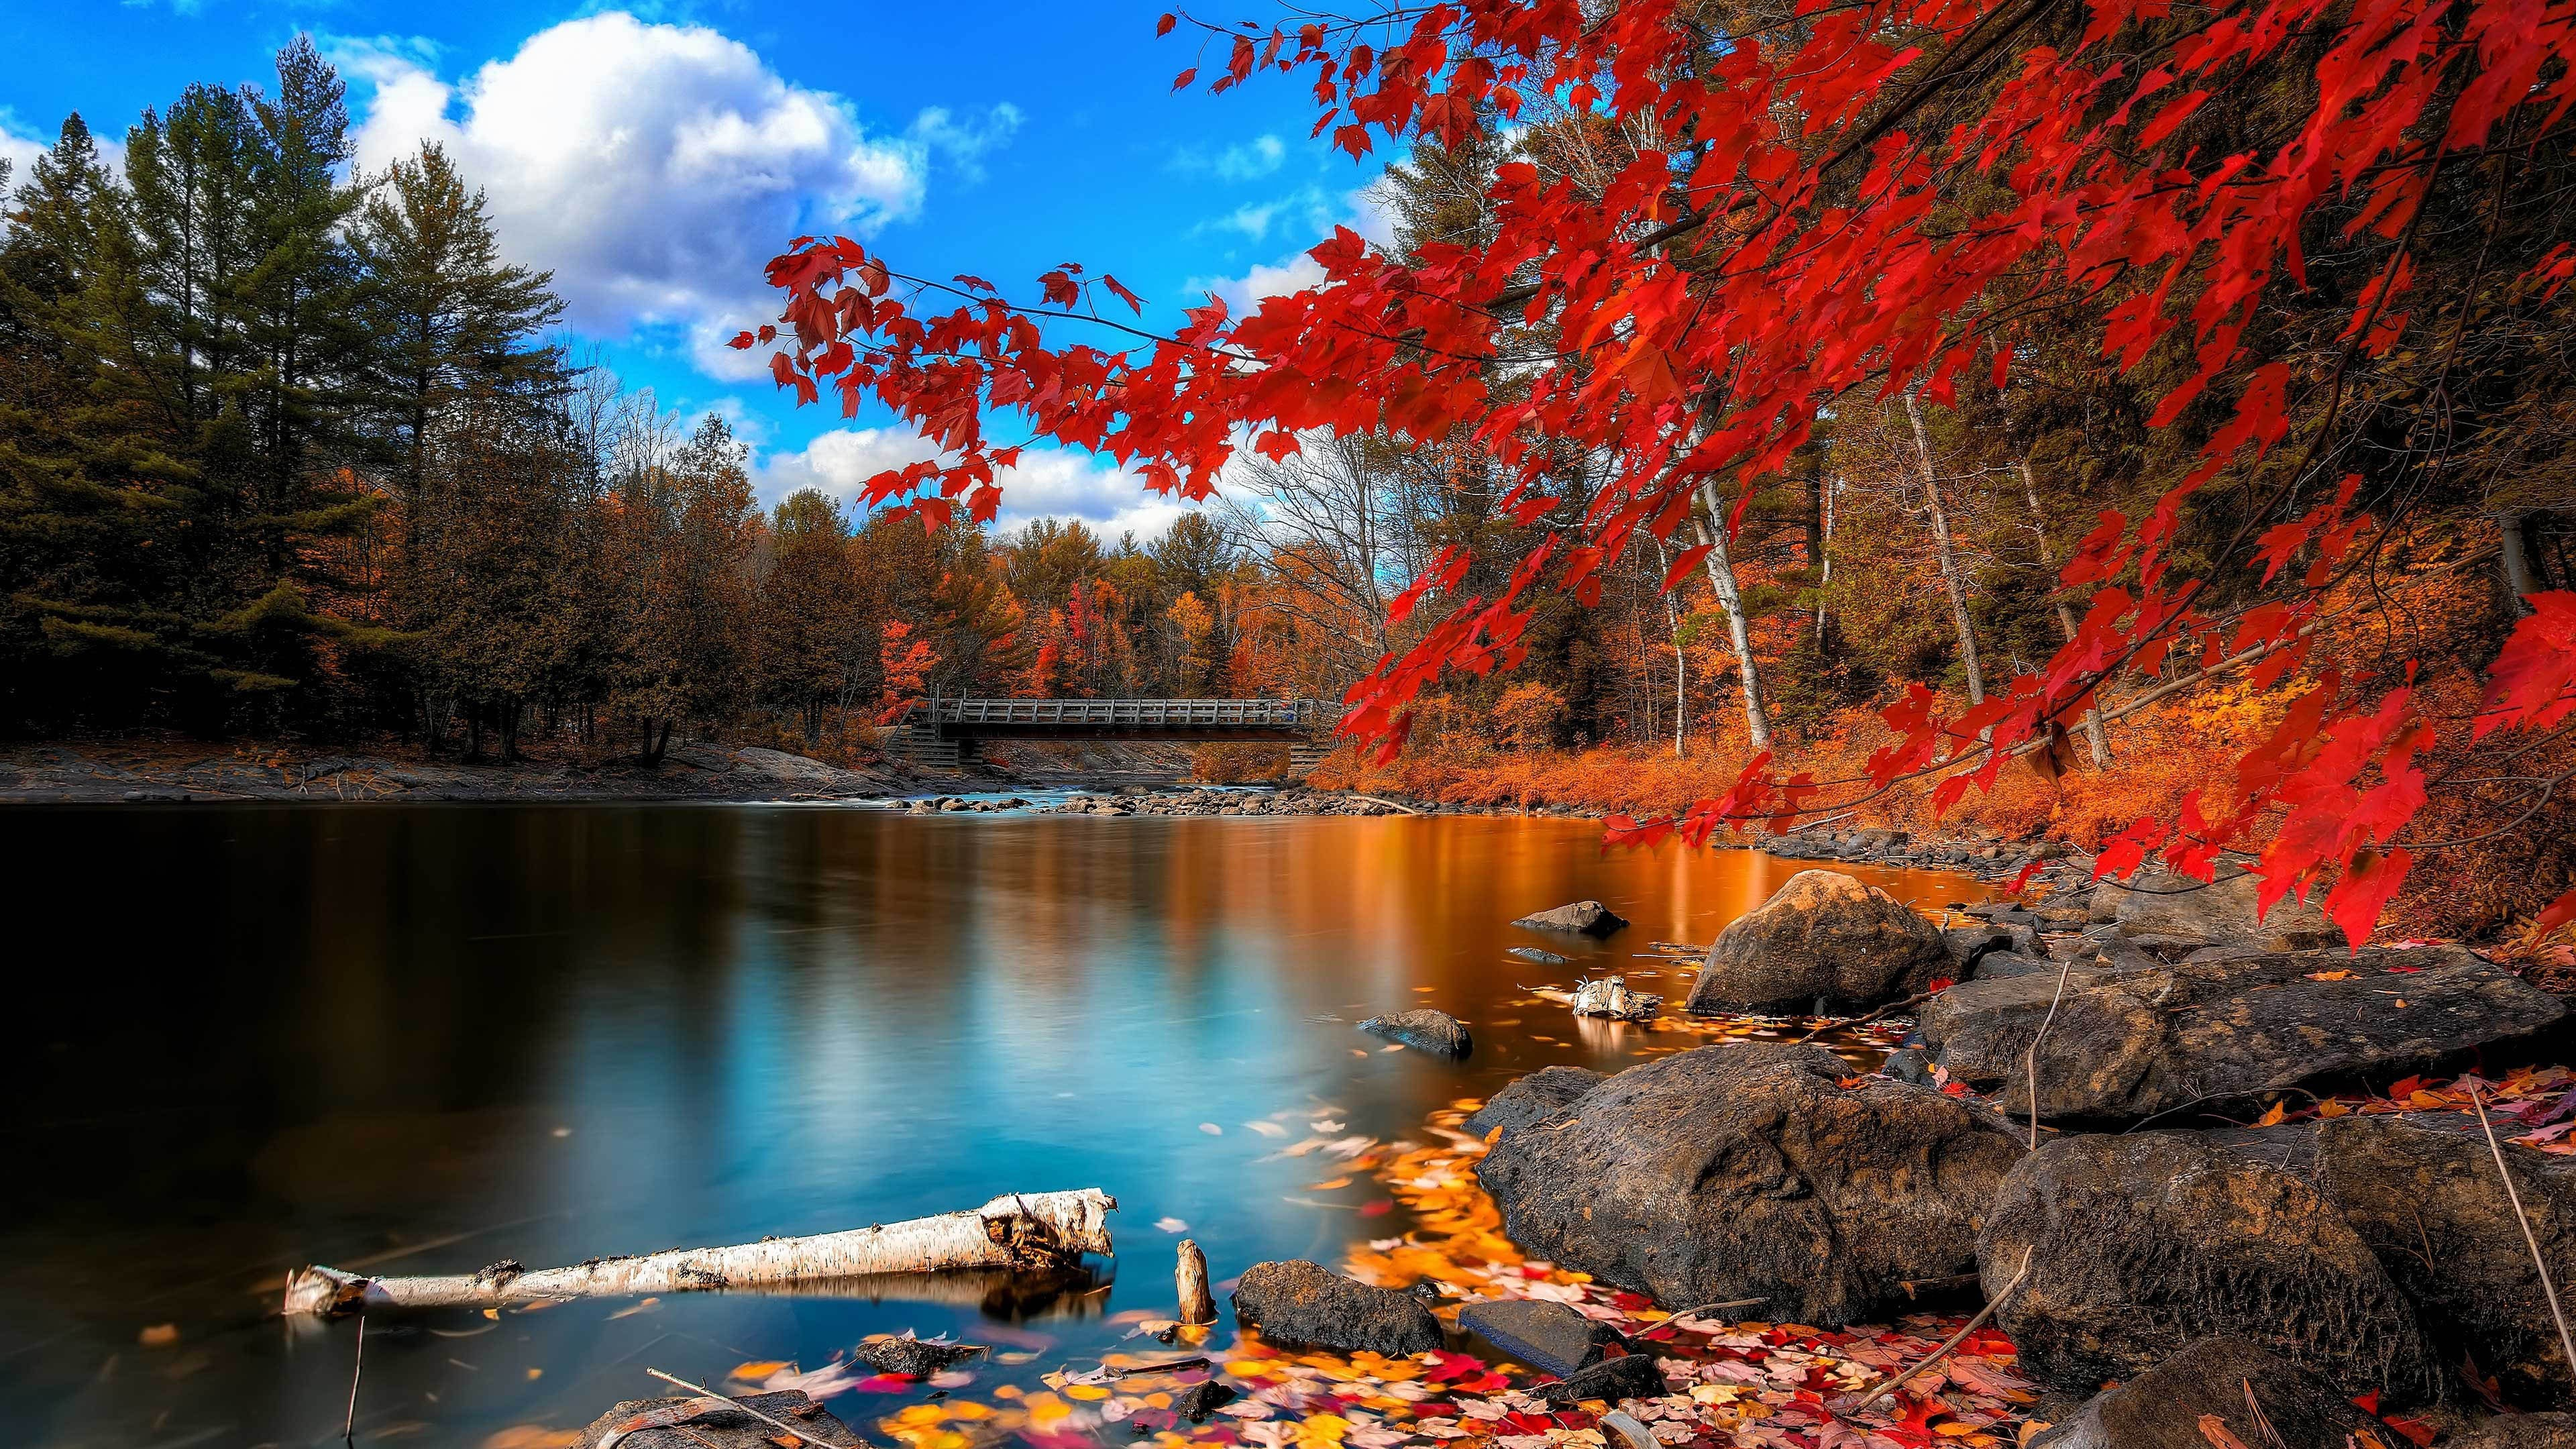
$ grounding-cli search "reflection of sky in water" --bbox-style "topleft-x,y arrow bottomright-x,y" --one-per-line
0,806 -> 1979,1448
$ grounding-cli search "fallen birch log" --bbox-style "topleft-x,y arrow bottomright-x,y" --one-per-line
284,1188 -> 1116,1317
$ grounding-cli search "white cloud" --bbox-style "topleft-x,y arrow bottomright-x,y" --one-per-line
1173,133 -> 1287,183
340,13 -> 1016,382
757,428 -> 1194,540
0,111 -> 45,195
1186,187 -> 1397,315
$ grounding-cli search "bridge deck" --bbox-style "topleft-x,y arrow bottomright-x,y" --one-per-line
903,698 -> 1330,742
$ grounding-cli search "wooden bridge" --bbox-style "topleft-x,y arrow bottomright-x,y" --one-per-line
886,698 -> 1338,771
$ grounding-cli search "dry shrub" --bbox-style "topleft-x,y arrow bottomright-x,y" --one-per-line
1193,742 -> 1290,783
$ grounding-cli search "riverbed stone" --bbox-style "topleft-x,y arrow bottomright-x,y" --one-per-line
1359,1008 -> 1473,1058
1475,1042 -> 2025,1325
1530,1352 -> 1666,1405
579,1390 -> 860,1449
1231,1260 -> 1444,1355
1458,1298 -> 1623,1377
1980,1131 -> 2443,1404
1507,946 -> 1570,965
2025,1337 -> 2386,1449
2310,1114 -> 2576,1407
1685,870 -> 1951,1014
1511,900 -> 1629,937
1466,1065 -> 1603,1136
2088,864 -> 2342,950
1919,944 -> 2564,1125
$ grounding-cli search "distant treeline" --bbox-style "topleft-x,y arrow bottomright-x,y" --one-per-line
0,39 -> 1300,759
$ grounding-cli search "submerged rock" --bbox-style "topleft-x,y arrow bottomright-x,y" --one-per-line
1458,1298 -> 1624,1377
1464,1065 -> 1602,1136
1172,1380 -> 1239,1423
1921,945 -> 2565,1125
1476,1042 -> 2024,1325
1359,1008 -> 1473,1058
855,1334 -> 986,1376
2311,1114 -> 2576,1407
1507,946 -> 1571,965
1510,900 -> 1629,937
1231,1260 -> 1444,1355
1980,1131 -> 2442,1404
2027,1337 -> 2387,1449
1686,869 -> 1951,1014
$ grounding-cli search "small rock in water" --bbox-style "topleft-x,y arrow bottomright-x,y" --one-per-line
1509,900 -> 1629,937
1530,1352 -> 1665,1405
1230,1259 -> 1444,1355
1171,1379 -> 1238,1423
854,1334 -> 987,1377
1458,1297 -> 1623,1377
1507,946 -> 1570,965
1358,1008 -> 1472,1058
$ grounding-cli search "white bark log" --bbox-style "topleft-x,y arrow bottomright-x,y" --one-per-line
283,1188 -> 1116,1317
1691,484 -> 1774,749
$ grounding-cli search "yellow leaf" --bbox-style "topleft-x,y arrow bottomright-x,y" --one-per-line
138,1324 -> 178,1347
483,1430 -> 583,1449
2255,1102 -> 2286,1126
1064,1385 -> 1112,1401
1308,1177 -> 1352,1190
2306,970 -> 2353,981
731,1360 -> 793,1381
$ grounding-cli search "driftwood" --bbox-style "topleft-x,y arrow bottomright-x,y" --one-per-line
284,1189 -> 1116,1317
1528,978 -> 1662,1022
1177,1238 -> 1217,1326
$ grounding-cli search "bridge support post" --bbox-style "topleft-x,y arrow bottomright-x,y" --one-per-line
1288,740 -> 1334,781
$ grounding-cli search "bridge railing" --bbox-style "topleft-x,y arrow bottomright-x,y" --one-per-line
918,698 -> 1328,730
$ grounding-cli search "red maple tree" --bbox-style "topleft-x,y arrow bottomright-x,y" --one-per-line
742,0 -> 2576,938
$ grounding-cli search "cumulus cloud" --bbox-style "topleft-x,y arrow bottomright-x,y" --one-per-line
757,428 -> 1194,541
0,111 -> 46,195
1171,132 -> 1289,183
340,13 -> 1015,381
1187,186 -> 1399,315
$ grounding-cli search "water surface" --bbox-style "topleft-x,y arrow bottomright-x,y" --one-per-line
0,804 -> 1981,1448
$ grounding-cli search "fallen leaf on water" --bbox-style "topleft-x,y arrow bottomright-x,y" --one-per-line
1199,1123 -> 1223,1135
1380,1044 -> 1407,1053
1243,1121 -> 1289,1138
1307,1177 -> 1352,1190
525,1367 -> 543,1381
1156,1217 -> 1190,1233
482,1430 -> 582,1449
606,1297 -> 660,1320
1358,1200 -> 1394,1217
138,1324 -> 177,1347
731,1360 -> 795,1382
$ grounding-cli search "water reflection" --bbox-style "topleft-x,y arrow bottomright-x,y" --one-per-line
0,806 -> 1980,1448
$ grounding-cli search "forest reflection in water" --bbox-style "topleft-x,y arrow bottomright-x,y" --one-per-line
0,803 -> 1982,1448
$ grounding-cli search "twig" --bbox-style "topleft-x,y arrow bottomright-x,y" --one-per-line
1794,989 -> 1939,1042
1662,1297 -> 1770,1322
645,1368 -> 844,1448
2466,1083 -> 2576,1378
342,1313 -> 366,1440
1843,1246 -> 2033,1415
2024,956 -> 2079,1149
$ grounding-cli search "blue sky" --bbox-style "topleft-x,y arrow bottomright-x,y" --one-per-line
0,1 -> 1398,538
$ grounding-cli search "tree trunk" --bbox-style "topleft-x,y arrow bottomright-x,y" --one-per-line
1817,477 -> 1837,647
2017,458 -> 2110,769
1176,1238 -> 1217,1326
1904,390 -> 1987,706
283,1189 -> 1117,1317
1647,532 -> 1688,756
2501,511 -> 2540,613
1692,482 -> 1774,750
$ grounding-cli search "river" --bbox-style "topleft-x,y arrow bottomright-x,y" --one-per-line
0,801 -> 1984,1448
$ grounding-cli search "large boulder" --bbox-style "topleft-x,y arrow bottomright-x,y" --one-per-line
1360,1008 -> 1472,1058
2450,1415 -> 2576,1449
1919,945 -> 2565,1125
1511,900 -> 1629,937
1466,1066 -> 1603,1136
1980,1132 -> 2442,1404
2310,1115 -> 2576,1408
2027,1337 -> 2388,1449
2088,864 -> 2341,951
1686,870 -> 1951,1014
1475,1042 -> 2025,1326
1230,1260 -> 1444,1355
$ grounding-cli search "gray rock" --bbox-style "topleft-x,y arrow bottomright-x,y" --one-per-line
578,1390 -> 857,1449
1529,1352 -> 1665,1405
1920,944 -> 2565,1125
1686,869 -> 1951,1014
855,1336 -> 986,1376
1173,1380 -> 1239,1423
1508,946 -> 1571,965
1465,1066 -> 1603,1136
1231,1260 -> 1444,1355
1980,1132 -> 2442,1404
1475,1042 -> 2025,1325
1511,900 -> 1629,937
1458,1298 -> 1623,1377
2311,1115 -> 2576,1407
1359,1008 -> 1473,1058
2027,1337 -> 2386,1449
2088,864 -> 2343,951
1969,951 -> 2076,982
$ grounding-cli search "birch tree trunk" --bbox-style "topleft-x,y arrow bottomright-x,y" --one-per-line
2016,458 -> 2110,769
1692,482 -> 1774,750
284,1189 -> 1116,1317
1647,531 -> 1688,755
2500,511 -> 2540,613
1903,390 -> 1987,706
